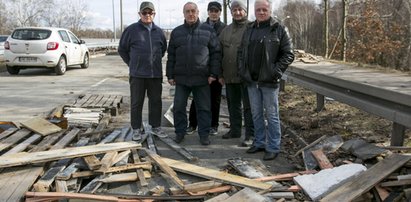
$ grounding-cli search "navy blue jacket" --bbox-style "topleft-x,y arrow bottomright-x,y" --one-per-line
118,20 -> 167,78
166,20 -> 221,86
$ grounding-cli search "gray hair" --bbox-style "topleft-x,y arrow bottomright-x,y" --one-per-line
183,2 -> 198,12
254,0 -> 272,10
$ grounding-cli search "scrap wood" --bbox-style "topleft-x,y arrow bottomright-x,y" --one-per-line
320,154 -> 411,202
25,192 -> 129,202
311,149 -> 334,169
204,193 -> 230,202
33,166 -> 66,192
20,117 -> 62,136
162,157 -> 274,190
224,187 -> 267,202
158,136 -> 199,162
131,149 -> 149,186
188,185 -> 233,196
4,134 -> 41,155
0,128 -> 32,152
0,142 -> 141,168
49,128 -> 80,150
184,181 -> 224,192
95,151 -> 118,173
380,179 -> 411,187
256,170 -> 317,182
83,155 -> 102,170
28,130 -> 66,152
99,171 -> 151,183
293,135 -> 326,157
145,150 -> 185,189
0,127 -> 18,141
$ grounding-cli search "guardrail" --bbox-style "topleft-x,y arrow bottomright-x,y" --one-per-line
86,42 -> 118,54
285,61 -> 411,146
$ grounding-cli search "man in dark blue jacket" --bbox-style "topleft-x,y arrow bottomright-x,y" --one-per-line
118,2 -> 167,140
166,2 -> 221,145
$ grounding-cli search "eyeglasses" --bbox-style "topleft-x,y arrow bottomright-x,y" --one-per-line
141,11 -> 154,16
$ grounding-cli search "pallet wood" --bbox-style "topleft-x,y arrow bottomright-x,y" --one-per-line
0,142 -> 141,168
100,129 -> 121,144
320,154 -> 411,202
113,150 -> 131,166
88,95 -> 105,107
184,181 -> 223,192
79,175 -> 105,193
56,163 -> 78,180
0,128 -> 32,152
256,170 -> 318,182
205,193 -> 230,202
4,134 -> 42,155
55,180 -> 68,192
81,94 -> 98,108
0,128 -> 18,141
293,135 -> 327,157
95,151 -> 118,173
103,95 -> 117,108
28,130 -> 66,152
73,94 -> 92,107
33,166 -> 66,192
131,149 -> 149,186
311,149 -> 334,169
98,171 -> 151,183
20,117 -> 62,136
380,179 -> 411,187
228,158 -> 266,179
91,115 -> 110,142
49,128 -> 81,150
0,166 -> 44,201
159,136 -> 198,162
225,187 -> 267,202
95,96 -> 110,108
146,150 -> 185,189
83,155 -> 102,170
114,126 -> 130,142
162,157 -> 273,190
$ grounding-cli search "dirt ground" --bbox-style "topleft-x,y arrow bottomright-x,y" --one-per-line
279,83 -> 411,166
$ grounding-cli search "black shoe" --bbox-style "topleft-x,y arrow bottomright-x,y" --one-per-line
263,152 -> 279,160
186,126 -> 196,135
246,146 -> 265,153
240,138 -> 253,147
222,131 -> 241,139
174,134 -> 185,143
199,136 -> 210,145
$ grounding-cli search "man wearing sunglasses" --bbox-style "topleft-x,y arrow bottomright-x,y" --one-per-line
118,2 -> 167,141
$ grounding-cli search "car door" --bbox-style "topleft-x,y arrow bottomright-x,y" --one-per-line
58,30 -> 76,65
67,31 -> 83,64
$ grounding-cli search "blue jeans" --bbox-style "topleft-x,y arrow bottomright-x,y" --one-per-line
247,83 -> 281,153
173,84 -> 211,137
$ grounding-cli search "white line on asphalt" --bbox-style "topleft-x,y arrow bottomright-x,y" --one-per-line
92,78 -> 109,87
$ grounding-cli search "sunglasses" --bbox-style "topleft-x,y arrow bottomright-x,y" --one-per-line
141,11 -> 154,15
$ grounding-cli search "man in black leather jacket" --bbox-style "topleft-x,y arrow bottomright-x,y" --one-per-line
166,2 -> 221,145
238,0 -> 294,160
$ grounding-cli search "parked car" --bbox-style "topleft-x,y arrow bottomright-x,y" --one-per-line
0,35 -> 8,54
4,27 -> 89,75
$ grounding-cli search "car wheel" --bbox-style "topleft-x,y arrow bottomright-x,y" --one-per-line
6,65 -> 20,75
81,53 -> 89,69
55,56 -> 67,75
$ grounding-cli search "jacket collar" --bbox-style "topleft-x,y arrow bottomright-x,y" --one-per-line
137,20 -> 157,30
184,19 -> 200,29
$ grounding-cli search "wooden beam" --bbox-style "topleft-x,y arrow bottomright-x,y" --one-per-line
28,130 -> 65,152
256,170 -> 317,182
131,149 -> 149,186
98,171 -> 151,183
83,155 -> 101,170
311,149 -> 333,169
0,142 -> 141,168
320,154 -> 411,202
146,150 -> 185,189
49,128 -> 81,150
33,166 -> 65,192
0,128 -> 32,152
0,128 -> 18,141
95,151 -> 118,173
162,157 -> 273,190
4,134 -> 41,155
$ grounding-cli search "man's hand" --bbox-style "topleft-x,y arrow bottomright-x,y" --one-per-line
168,79 -> 176,86
218,78 -> 225,86
208,76 -> 216,84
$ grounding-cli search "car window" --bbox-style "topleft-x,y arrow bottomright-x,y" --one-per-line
11,29 -> 51,40
58,30 -> 71,43
68,32 -> 80,44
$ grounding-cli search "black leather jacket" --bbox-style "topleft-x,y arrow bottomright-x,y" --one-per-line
238,17 -> 294,88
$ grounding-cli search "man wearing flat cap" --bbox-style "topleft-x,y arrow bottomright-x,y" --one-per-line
186,1 -> 226,137
119,1 -> 167,140
219,0 -> 254,147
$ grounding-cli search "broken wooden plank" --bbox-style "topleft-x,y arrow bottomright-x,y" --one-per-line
73,94 -> 92,107
320,154 -> 411,202
293,135 -> 327,157
83,155 -> 102,170
95,151 -> 118,173
55,180 -> 68,192
380,179 -> 411,187
146,150 -> 185,189
162,157 -> 273,190
256,170 -> 317,182
25,191 -> 119,202
49,128 -> 81,150
158,136 -> 199,162
98,171 -> 151,183
4,134 -> 41,155
28,130 -> 66,152
114,126 -> 130,142
184,181 -> 223,193
33,166 -> 65,192
100,129 -> 121,144
56,163 -> 78,180
225,187 -> 267,202
79,175 -> 105,193
0,128 -> 18,141
20,117 -> 62,136
311,149 -> 334,169
0,142 -> 141,168
112,150 -> 131,166
0,128 -> 32,152
131,149 -> 149,187
91,115 -> 110,142
228,158 -> 266,179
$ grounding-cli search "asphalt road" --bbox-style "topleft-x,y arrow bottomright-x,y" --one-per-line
0,54 -> 129,122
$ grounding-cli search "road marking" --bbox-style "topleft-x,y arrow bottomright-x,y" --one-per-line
92,78 -> 109,87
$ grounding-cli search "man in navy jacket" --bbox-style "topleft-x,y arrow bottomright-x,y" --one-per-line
166,2 -> 221,145
118,2 -> 167,140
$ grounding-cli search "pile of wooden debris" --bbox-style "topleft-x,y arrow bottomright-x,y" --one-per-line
1,94 -> 411,202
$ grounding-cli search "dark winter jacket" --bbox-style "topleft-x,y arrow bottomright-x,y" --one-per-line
205,17 -> 226,36
166,19 -> 221,86
118,20 -> 167,78
238,17 -> 294,88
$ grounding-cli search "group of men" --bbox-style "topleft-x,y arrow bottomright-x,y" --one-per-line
118,0 -> 294,161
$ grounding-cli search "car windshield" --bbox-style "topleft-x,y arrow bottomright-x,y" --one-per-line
11,29 -> 52,40
0,36 -> 7,42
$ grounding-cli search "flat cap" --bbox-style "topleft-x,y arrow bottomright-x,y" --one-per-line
207,1 -> 222,11
140,1 -> 155,12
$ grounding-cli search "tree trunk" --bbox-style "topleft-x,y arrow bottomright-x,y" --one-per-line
324,0 -> 329,58
342,0 -> 348,62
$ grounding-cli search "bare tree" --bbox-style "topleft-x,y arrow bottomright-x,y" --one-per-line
6,0 -> 54,27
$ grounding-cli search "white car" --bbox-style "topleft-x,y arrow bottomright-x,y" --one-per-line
4,27 -> 89,75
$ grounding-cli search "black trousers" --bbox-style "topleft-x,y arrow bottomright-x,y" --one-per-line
225,83 -> 254,138
129,77 -> 162,129
188,80 -> 222,128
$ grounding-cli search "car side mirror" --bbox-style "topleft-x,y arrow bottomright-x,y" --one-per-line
80,40 -> 86,44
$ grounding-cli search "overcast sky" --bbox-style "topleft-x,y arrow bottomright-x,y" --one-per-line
86,0 -> 321,30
